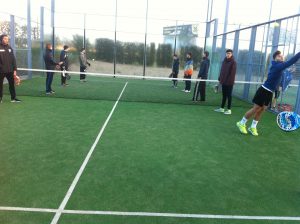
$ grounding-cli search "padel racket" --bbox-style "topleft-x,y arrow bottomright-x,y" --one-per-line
277,111 -> 300,132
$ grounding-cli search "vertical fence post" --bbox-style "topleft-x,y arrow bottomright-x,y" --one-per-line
243,26 -> 257,100
40,7 -> 44,69
271,21 -> 281,54
233,30 -> 239,57
10,15 -> 15,52
51,0 -> 55,57
114,0 -> 118,75
143,0 -> 149,77
27,0 -> 32,78
221,0 -> 230,53
83,14 -> 86,49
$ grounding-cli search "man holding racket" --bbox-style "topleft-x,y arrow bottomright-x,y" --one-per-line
237,50 -> 300,136
0,34 -> 21,103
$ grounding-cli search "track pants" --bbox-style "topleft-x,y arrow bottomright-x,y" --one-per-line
0,72 -> 16,100
221,85 -> 233,109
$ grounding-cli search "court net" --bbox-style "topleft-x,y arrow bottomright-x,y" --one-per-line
2,68 -> 299,109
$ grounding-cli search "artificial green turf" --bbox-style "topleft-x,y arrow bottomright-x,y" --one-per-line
0,96 -> 115,208
59,214 -> 300,224
66,101 -> 300,218
0,211 -> 53,224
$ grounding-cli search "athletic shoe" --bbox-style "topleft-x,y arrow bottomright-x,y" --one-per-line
236,122 -> 248,134
46,92 -> 51,95
11,98 -> 21,103
185,90 -> 191,93
214,108 -> 225,113
248,127 -> 259,136
51,90 -> 55,94
224,109 -> 232,115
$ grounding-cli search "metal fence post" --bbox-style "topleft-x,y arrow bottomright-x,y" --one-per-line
243,26 -> 257,100
27,0 -> 32,78
271,21 -> 281,54
233,30 -> 239,57
40,7 -> 44,69
10,15 -> 16,52
51,0 -> 55,57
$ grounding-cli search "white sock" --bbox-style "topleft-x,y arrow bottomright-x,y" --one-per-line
251,120 -> 258,128
240,117 -> 248,125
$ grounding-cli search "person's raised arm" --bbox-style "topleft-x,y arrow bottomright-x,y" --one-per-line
274,52 -> 300,71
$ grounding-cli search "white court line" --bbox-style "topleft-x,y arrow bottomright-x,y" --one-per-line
0,206 -> 300,221
0,206 -> 57,213
50,82 -> 128,224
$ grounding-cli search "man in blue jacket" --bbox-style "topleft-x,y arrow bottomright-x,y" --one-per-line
193,51 -> 210,101
44,43 -> 63,94
236,50 -> 300,136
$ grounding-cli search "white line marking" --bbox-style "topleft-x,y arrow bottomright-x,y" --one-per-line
62,210 -> 300,221
50,82 -> 128,224
0,206 -> 57,213
0,206 -> 299,221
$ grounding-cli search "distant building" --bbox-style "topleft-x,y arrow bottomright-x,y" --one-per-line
163,24 -> 199,49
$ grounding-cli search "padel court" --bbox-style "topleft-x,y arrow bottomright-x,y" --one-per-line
0,75 -> 300,224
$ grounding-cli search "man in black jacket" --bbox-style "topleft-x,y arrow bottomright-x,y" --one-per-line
60,45 -> 70,86
170,54 -> 179,88
44,43 -> 62,94
0,34 -> 21,103
193,51 -> 210,101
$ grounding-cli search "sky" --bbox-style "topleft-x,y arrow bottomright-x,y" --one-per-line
0,0 -> 300,45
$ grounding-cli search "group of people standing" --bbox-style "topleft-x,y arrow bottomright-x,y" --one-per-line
171,49 -> 236,115
43,43 -> 90,95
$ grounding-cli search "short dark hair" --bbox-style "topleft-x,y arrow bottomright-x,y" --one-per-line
273,50 -> 281,60
187,52 -> 192,57
226,49 -> 233,53
204,51 -> 209,57
0,34 -> 8,42
80,48 -> 85,52
63,45 -> 69,50
45,43 -> 52,49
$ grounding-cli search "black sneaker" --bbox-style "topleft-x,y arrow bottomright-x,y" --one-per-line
11,98 -> 21,103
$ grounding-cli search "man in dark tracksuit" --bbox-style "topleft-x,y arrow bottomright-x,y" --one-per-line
193,51 -> 210,101
60,45 -> 70,86
0,34 -> 21,103
214,49 -> 237,115
44,43 -> 62,94
171,54 -> 179,87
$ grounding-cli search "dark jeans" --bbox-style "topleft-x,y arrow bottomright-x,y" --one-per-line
221,85 -> 233,109
46,72 -> 54,93
80,66 -> 86,80
0,72 -> 16,100
193,80 -> 206,101
172,72 -> 178,87
185,75 -> 191,91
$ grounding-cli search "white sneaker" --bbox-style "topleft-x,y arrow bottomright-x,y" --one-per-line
185,90 -> 191,93
214,108 -> 225,113
224,110 -> 232,115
